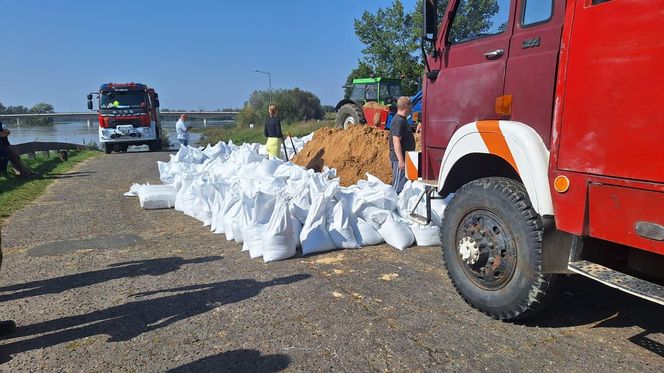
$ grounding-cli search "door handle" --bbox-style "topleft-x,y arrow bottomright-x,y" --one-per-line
484,49 -> 505,59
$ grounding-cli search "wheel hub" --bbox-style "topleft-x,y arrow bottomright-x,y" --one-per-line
455,210 -> 517,290
458,237 -> 480,265
343,116 -> 355,129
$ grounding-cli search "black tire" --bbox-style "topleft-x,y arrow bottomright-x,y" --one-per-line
148,140 -> 158,152
104,144 -> 112,154
441,177 -> 556,320
335,104 -> 364,129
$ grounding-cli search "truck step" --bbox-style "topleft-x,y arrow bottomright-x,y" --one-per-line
568,260 -> 664,305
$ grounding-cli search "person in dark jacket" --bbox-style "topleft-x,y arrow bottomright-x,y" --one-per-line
0,121 -> 38,178
264,105 -> 284,159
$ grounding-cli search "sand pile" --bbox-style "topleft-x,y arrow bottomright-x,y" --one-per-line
291,125 -> 395,186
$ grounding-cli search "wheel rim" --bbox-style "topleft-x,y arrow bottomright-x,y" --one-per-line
455,209 -> 517,290
343,115 -> 355,129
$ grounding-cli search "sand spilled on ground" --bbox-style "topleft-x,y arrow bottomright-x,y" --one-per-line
291,125 -> 392,186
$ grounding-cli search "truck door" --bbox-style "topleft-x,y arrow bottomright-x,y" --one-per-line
504,0 -> 564,147
424,0 -> 516,180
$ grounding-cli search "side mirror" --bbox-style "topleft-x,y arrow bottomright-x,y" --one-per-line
154,99 -> 160,108
423,0 -> 438,43
87,100 -> 93,110
86,94 -> 93,101
154,93 -> 159,99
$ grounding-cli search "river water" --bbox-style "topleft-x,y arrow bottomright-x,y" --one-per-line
3,119 -> 234,149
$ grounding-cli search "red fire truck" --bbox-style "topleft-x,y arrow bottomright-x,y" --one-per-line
87,83 -> 162,154
408,0 -> 664,319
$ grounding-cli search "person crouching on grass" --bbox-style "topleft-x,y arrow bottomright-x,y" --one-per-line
264,104 -> 284,159
389,96 -> 416,194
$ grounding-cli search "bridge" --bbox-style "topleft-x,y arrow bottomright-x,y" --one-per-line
0,111 -> 239,126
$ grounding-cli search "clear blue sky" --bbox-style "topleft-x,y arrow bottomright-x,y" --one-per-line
0,0 -> 417,111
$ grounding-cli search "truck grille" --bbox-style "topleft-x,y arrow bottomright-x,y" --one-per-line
109,118 -> 143,128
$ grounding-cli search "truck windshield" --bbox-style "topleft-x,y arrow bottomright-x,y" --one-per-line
100,92 -> 148,109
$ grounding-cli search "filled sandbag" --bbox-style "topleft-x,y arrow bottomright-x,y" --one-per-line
410,223 -> 441,247
353,217 -> 384,246
378,212 -> 415,250
138,185 -> 176,210
300,193 -> 336,255
328,199 -> 360,249
262,197 -> 297,262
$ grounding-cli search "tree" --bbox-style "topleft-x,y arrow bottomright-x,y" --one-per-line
349,0 -> 451,96
30,102 -> 54,114
237,88 -> 324,127
353,0 -> 422,95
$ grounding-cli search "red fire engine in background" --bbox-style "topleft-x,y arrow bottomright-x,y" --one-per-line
408,0 -> 664,319
87,82 -> 163,154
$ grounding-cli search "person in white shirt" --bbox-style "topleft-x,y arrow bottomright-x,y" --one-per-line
175,114 -> 190,147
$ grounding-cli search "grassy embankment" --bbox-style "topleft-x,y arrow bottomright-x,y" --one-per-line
0,150 -> 99,221
192,120 -> 335,145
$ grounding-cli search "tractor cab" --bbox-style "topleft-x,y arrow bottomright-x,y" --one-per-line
335,77 -> 402,129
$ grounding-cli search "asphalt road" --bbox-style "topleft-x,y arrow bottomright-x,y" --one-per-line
0,151 -> 662,372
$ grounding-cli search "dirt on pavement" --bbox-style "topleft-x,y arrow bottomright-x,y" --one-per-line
0,151 -> 662,371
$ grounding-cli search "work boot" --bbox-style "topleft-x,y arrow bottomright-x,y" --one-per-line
0,320 -> 16,337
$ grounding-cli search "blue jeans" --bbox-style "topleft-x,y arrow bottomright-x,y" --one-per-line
178,139 -> 189,147
391,160 -> 406,194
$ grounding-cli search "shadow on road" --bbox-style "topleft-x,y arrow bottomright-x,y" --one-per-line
167,349 -> 291,373
521,275 -> 664,357
0,256 -> 222,302
0,274 -> 311,360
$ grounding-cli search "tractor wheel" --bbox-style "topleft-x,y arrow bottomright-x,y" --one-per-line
441,177 -> 556,320
336,104 -> 364,129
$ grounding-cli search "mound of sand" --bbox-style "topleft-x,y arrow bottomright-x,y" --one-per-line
291,125 -> 396,186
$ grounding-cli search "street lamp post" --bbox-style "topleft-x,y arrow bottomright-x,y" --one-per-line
253,68 -> 272,104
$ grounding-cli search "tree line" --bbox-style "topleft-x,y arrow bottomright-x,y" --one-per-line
0,102 -> 55,125
236,88 -> 324,128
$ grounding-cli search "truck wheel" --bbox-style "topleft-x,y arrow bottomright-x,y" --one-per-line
148,141 -> 158,152
441,177 -> 556,320
104,144 -> 112,154
336,104 -> 363,129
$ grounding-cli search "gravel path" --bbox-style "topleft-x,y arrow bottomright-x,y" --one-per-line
0,151 -> 662,372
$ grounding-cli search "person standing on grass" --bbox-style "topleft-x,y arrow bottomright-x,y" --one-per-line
175,114 -> 190,147
389,96 -> 415,194
264,104 -> 284,159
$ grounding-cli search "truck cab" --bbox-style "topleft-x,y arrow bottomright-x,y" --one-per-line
87,82 -> 163,154
412,0 -> 664,319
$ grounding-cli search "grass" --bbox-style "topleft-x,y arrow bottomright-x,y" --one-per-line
0,150 -> 100,221
193,120 -> 335,145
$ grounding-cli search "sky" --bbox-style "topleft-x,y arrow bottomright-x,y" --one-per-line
0,0 -> 417,112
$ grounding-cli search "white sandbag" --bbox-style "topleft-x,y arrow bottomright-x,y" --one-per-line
328,199 -> 360,249
354,217 -> 384,246
262,197 -> 297,262
124,183 -> 145,197
138,185 -> 176,210
410,223 -> 441,247
378,212 -> 415,250
300,193 -> 336,255
353,173 -> 399,213
246,224 -> 267,258
255,158 -> 284,178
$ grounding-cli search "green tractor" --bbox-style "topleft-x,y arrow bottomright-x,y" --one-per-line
335,77 -> 403,129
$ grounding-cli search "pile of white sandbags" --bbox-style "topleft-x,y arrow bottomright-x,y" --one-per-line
128,134 -> 446,262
